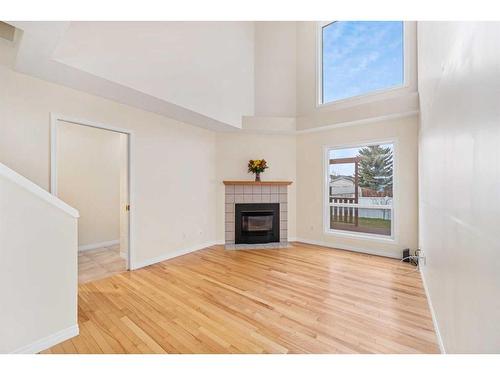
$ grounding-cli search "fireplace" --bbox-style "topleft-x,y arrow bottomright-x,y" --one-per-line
223,181 -> 291,249
235,203 -> 280,244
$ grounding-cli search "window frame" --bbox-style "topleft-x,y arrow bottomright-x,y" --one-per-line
323,139 -> 399,243
317,21 -> 415,109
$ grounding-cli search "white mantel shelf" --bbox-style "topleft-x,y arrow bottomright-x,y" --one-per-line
223,180 -> 293,186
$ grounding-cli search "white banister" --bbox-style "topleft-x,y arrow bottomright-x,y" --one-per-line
0,162 -> 79,218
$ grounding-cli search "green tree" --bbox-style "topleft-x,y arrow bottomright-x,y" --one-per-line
357,145 -> 393,193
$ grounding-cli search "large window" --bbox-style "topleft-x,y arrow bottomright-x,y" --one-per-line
325,142 -> 394,238
320,21 -> 404,104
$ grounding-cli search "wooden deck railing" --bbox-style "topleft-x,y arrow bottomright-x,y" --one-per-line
330,197 -> 358,225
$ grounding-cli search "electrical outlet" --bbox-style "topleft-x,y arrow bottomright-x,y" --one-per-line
416,249 -> 426,265
420,255 -> 426,265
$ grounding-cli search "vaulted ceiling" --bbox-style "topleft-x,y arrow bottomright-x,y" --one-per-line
9,21 -> 257,130
6,21 -> 418,133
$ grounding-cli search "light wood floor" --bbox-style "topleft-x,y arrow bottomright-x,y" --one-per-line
43,243 -> 439,354
78,245 -> 127,284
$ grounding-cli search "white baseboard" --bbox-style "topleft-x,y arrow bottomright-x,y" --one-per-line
419,267 -> 446,354
293,237 -> 400,259
131,241 -> 218,270
78,239 -> 119,252
11,324 -> 79,354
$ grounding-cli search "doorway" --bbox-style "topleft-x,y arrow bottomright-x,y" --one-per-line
50,114 -> 134,282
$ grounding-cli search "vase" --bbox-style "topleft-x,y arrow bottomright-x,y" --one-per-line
255,172 -> 261,182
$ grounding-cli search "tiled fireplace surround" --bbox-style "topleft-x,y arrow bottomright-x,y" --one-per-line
224,182 -> 291,249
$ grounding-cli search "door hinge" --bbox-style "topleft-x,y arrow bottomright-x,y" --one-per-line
126,204 -> 130,211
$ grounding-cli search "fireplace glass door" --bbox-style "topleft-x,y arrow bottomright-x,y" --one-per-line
235,203 -> 280,244
242,213 -> 273,232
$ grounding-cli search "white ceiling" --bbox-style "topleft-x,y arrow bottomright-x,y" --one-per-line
10,21 -> 256,130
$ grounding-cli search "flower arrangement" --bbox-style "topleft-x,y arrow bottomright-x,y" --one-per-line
247,159 -> 269,181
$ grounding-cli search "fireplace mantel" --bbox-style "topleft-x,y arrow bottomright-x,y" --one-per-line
223,180 -> 293,186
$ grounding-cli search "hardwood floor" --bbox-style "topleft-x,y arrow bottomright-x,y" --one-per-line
43,243 -> 439,354
78,245 -> 127,284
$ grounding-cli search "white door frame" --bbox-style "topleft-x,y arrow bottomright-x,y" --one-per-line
49,113 -> 135,270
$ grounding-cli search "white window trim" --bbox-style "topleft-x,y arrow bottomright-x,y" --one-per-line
323,138 -> 399,243
316,21 -> 417,110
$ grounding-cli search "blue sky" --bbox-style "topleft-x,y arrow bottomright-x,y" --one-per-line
322,21 -> 404,103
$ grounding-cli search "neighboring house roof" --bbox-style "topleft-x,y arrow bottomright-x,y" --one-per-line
330,175 -> 354,183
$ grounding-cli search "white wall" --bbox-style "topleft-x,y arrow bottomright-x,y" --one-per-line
57,122 -> 121,248
418,22 -> 500,353
254,22 -> 297,117
0,167 -> 78,353
215,132 -> 297,242
297,115 -> 419,258
0,64 -> 216,269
